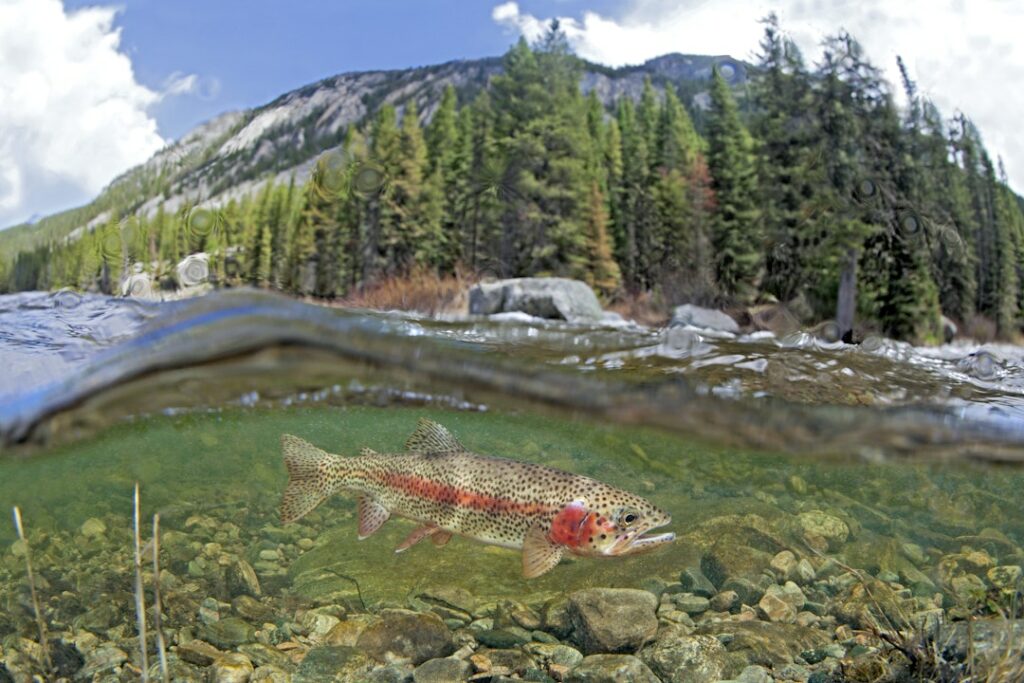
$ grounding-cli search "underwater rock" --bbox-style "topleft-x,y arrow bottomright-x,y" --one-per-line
793,511 -> 849,552
356,609 -> 454,665
79,517 -> 107,538
832,579 -> 906,631
679,567 -> 717,597
937,619 -> 1024,662
525,642 -> 584,670
734,664 -> 772,683
769,550 -> 797,578
566,654 -> 660,682
669,304 -> 739,333
567,588 -> 659,654
758,591 -> 796,623
228,559 -> 262,597
417,586 -> 479,616
252,664 -> 292,682
640,628 -> 726,683
201,617 -> 258,648
211,652 -> 255,683
710,590 -> 738,612
294,646 -> 374,683
695,621 -> 831,669
232,595 -> 276,623
74,603 -> 120,632
77,645 -> 128,679
237,643 -> 292,669
469,278 -> 604,323
175,639 -> 224,666
474,628 -> 529,648
720,577 -> 764,607
701,541 -> 774,588
672,593 -> 710,616
325,617 -> 374,647
475,647 -> 537,676
541,597 -> 573,638
412,656 -> 471,683
987,564 -> 1022,590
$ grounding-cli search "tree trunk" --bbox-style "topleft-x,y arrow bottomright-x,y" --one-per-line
836,248 -> 857,342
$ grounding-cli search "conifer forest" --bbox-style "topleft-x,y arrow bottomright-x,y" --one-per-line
5,18 -> 1023,343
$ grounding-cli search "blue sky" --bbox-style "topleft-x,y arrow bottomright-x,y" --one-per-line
64,0 -> 622,141
2,0 -> 1022,229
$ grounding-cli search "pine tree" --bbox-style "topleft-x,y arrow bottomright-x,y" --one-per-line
706,67 -> 762,303
489,24 -> 591,278
426,85 -> 465,271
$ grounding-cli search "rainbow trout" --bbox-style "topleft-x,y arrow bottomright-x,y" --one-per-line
279,419 -> 675,578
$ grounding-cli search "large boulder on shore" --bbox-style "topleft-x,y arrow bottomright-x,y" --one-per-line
469,278 -> 603,323
669,304 -> 739,333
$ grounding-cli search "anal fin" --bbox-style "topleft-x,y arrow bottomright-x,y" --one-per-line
357,496 -> 390,539
522,521 -> 564,579
394,523 -> 440,553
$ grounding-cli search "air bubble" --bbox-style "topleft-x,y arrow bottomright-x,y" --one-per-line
187,208 -> 220,239
861,335 -> 884,352
817,321 -> 841,343
968,350 -> 999,381
315,151 -> 349,198
900,213 -> 920,236
52,288 -> 82,309
177,254 -> 210,287
353,164 -> 386,196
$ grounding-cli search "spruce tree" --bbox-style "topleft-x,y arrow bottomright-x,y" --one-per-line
706,67 -> 762,303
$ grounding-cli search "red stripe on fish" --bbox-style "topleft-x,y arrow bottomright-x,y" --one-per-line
375,471 -> 556,516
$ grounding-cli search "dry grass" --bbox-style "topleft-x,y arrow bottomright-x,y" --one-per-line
336,268 -> 476,317
11,507 -> 50,672
606,290 -> 671,327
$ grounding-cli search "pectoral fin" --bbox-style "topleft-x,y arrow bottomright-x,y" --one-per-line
395,524 -> 440,553
522,521 -> 564,579
357,496 -> 390,539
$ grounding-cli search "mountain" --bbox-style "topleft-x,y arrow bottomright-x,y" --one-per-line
0,52 -> 749,262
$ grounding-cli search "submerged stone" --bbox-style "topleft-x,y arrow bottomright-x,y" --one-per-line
294,646 -> 374,683
356,609 -> 454,665
413,657 -> 472,683
211,653 -> 254,683
567,654 -> 660,682
567,588 -> 659,654
640,628 -> 726,683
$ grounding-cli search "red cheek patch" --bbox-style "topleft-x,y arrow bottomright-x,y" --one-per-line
549,501 -> 596,548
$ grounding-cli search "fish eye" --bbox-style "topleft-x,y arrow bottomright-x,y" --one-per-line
619,507 -> 640,526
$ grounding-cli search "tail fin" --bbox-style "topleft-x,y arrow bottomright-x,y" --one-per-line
280,434 -> 344,524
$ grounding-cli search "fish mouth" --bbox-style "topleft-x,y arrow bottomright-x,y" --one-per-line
608,526 -> 676,555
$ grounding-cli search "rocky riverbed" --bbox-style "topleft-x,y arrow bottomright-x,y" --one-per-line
1,489 -> 1021,683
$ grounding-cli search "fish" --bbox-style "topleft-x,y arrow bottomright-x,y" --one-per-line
279,418 -> 675,578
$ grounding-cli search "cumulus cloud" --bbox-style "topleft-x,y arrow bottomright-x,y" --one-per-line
493,0 -> 1024,192
0,0 -> 174,227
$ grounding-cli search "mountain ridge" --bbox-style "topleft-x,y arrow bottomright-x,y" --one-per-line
0,51 -> 749,261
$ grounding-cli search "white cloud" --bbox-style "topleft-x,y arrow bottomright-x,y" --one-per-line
0,0 -> 176,228
493,0 -> 1024,192
162,72 -> 199,97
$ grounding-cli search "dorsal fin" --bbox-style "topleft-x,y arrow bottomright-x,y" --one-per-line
360,447 -> 378,458
405,418 -> 465,453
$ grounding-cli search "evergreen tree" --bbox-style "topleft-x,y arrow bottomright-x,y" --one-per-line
706,67 -> 762,302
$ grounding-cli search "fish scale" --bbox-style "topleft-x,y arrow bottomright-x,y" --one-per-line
279,418 -> 675,578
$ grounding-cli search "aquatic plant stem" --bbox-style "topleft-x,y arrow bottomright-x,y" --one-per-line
11,506 -> 51,673
151,513 -> 169,683
133,484 -> 150,682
